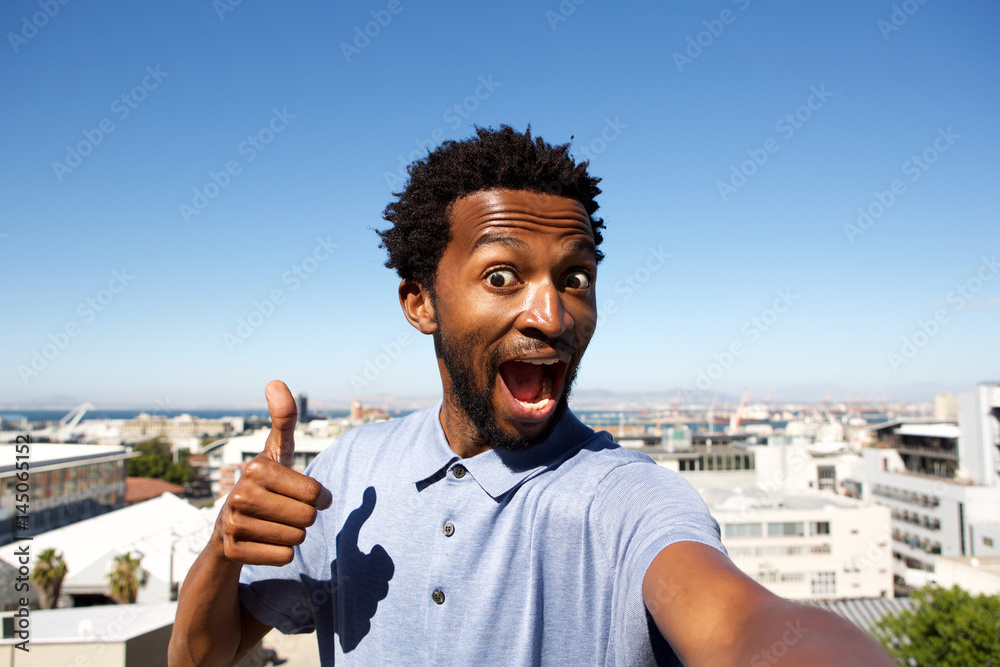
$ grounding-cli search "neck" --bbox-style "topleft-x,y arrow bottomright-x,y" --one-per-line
439,393 -> 494,459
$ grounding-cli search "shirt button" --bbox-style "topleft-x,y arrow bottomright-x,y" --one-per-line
443,522 -> 455,537
432,589 -> 446,605
452,464 -> 467,479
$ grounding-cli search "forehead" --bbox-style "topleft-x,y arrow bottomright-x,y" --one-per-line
445,189 -> 594,252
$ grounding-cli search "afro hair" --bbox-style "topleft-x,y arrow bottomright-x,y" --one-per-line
377,124 -> 604,286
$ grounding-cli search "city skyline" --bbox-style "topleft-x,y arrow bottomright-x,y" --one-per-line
2,1 -> 997,407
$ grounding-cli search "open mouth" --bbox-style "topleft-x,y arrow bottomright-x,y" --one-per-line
497,358 -> 567,418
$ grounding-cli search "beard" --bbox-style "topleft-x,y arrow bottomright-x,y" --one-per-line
435,327 -> 579,452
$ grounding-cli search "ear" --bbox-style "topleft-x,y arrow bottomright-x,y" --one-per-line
399,279 -> 438,335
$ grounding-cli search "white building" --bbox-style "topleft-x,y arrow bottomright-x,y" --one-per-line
201,429 -> 341,498
624,434 -> 894,600
699,489 -> 893,600
0,493 -> 219,607
932,555 -> 1000,595
861,382 -> 1000,585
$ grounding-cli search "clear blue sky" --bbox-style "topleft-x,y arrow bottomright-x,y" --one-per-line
2,0 -> 997,408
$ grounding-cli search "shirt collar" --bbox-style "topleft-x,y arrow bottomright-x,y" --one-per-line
405,399 -> 460,484
405,399 -> 603,501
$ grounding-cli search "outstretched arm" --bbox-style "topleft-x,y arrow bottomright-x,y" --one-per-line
643,541 -> 895,666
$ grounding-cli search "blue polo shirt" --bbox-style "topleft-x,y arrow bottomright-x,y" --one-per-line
239,402 -> 725,665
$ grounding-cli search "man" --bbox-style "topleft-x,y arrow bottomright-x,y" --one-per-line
169,126 -> 894,665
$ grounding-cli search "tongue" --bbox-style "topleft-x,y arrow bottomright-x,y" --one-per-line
500,362 -> 544,402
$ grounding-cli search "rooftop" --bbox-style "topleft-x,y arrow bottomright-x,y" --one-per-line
697,487 -> 862,513
125,477 -> 184,504
0,602 -> 177,644
806,597 -> 915,634
0,493 -> 219,600
894,423 -> 961,439
936,555 -> 1000,578
0,443 -> 135,475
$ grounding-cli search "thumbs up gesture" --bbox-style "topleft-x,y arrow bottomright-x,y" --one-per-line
214,380 -> 333,566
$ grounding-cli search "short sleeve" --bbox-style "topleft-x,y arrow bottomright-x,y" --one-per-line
592,460 -> 726,665
237,457 -> 336,635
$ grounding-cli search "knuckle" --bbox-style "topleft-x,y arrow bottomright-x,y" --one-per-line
228,489 -> 250,511
223,512 -> 242,536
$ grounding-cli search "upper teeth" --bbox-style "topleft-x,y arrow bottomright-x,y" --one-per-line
521,359 -> 559,365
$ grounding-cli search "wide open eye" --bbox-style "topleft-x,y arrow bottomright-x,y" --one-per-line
486,268 -> 517,288
565,271 -> 591,290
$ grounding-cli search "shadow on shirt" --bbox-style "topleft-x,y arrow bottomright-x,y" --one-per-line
332,485 -> 394,652
250,486 -> 394,654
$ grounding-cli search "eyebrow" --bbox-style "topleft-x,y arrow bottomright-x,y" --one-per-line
471,234 -> 597,259
566,237 -> 597,258
471,234 -> 531,253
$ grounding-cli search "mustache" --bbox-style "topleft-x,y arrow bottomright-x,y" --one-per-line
490,338 -> 577,372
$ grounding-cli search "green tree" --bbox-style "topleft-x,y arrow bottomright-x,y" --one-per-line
128,437 -> 193,485
872,585 -> 1000,666
107,552 -> 149,604
30,548 -> 68,609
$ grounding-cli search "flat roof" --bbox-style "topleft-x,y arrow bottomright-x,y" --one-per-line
936,555 -> 1000,577
806,598 -> 915,634
0,602 -> 177,643
0,443 -> 135,475
894,423 -> 961,439
698,487 -> 863,512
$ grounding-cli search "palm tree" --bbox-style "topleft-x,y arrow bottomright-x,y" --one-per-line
30,548 -> 68,609
107,552 -> 149,604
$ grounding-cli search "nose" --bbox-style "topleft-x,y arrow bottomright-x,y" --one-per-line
516,281 -> 574,340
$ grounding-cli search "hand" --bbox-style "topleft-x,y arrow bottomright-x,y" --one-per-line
215,380 -> 332,566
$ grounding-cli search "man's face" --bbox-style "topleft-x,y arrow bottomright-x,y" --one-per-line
430,189 -> 598,451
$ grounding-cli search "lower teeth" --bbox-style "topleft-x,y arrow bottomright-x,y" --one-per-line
518,377 -> 553,411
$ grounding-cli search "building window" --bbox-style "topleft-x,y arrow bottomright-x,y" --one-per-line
811,521 -> 830,536
768,522 -> 805,537
725,523 -> 763,538
818,466 -> 836,491
985,537 -> 995,548
811,571 -> 836,596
